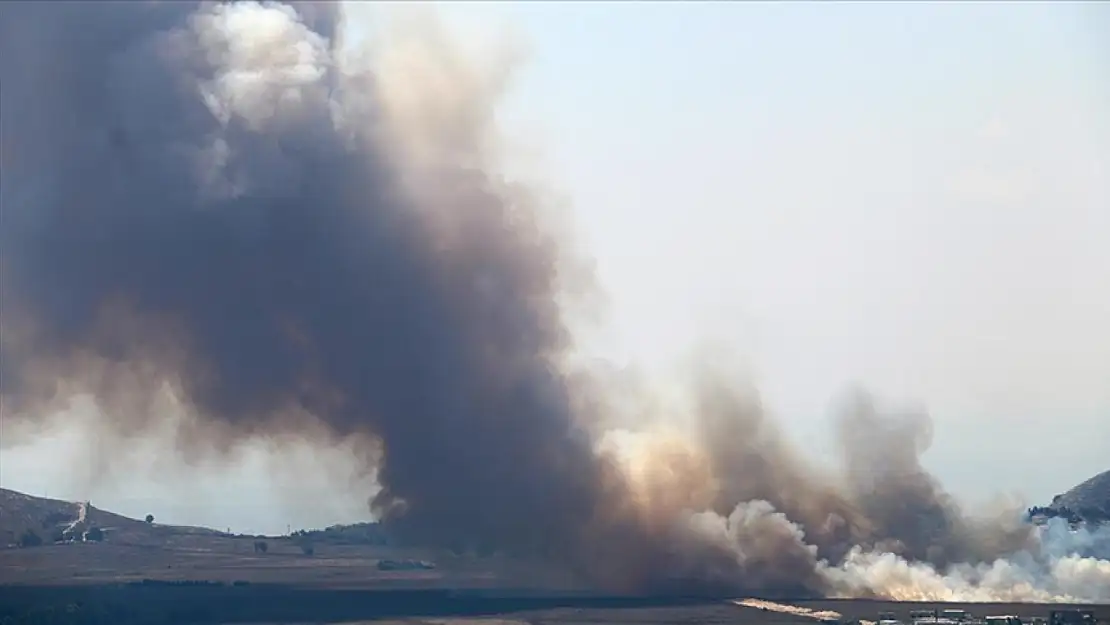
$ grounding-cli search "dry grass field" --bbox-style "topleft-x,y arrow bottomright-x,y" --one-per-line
2,488 -> 1107,624
0,535 -> 475,587
1,586 -> 1106,625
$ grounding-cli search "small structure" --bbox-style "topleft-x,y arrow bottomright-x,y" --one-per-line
376,558 -> 436,571
1049,611 -> 1095,625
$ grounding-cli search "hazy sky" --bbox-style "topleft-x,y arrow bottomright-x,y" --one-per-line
2,1 -> 1107,534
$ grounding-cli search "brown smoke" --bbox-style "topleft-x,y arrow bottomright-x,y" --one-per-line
0,0 -> 1035,596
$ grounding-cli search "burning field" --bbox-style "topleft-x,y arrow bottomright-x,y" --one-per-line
1,0 -> 1108,603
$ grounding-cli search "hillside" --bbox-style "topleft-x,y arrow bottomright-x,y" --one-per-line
0,487 -> 506,591
1051,470 -> 1110,522
0,488 -> 220,548
1028,470 -> 1110,525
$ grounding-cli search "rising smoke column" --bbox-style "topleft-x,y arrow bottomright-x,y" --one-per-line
0,0 -> 633,582
2,0 -> 1108,600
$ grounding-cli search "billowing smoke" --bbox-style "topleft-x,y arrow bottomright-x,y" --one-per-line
1,0 -> 1107,601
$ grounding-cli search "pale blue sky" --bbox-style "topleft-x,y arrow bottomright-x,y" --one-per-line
3,2 -> 1107,534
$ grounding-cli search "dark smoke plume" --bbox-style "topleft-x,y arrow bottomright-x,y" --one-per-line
2,0 -> 1105,600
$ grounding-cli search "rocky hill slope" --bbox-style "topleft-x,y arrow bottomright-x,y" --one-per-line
1051,469 -> 1110,521
1028,470 -> 1110,525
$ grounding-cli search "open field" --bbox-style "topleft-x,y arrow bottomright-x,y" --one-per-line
3,540 -> 1107,624
2,489 -> 1107,624
0,585 -> 1107,625
2,533 -> 1108,625
0,535 -> 571,592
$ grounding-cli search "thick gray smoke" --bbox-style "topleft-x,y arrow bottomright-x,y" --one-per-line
2,0 -> 1107,600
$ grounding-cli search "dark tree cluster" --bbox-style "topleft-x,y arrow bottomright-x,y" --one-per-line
1026,505 -> 1108,526
18,529 -> 42,548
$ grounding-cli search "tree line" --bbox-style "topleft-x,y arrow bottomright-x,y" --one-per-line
1025,505 -> 1108,525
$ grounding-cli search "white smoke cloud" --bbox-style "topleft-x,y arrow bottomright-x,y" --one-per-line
821,516 -> 1110,602
667,492 -> 1110,602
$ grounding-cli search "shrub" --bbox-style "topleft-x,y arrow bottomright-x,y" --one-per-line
19,529 -> 43,548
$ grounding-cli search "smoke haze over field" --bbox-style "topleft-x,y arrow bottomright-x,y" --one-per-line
1,0 -> 1108,601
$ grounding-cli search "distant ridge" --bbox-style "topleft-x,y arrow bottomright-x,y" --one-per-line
0,487 -> 221,547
